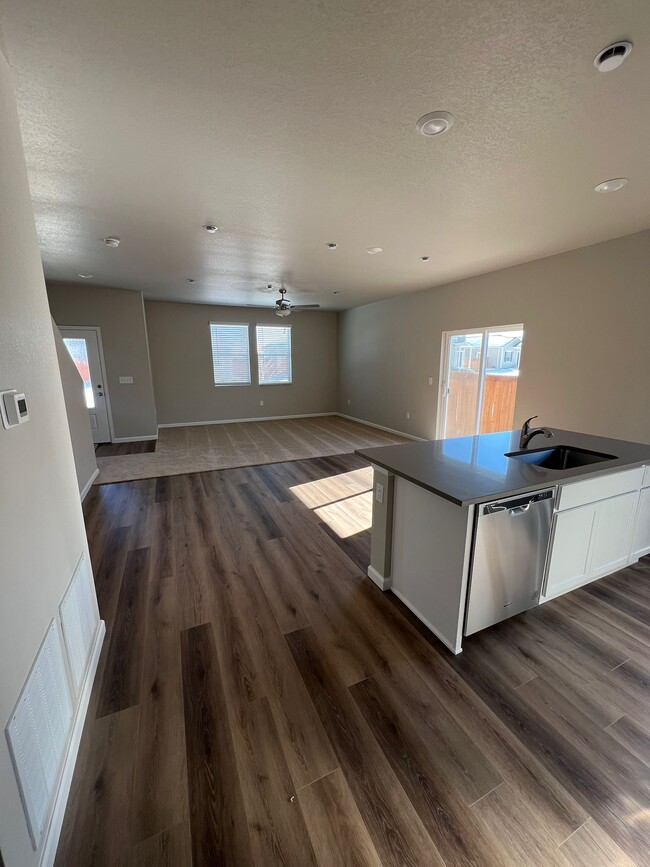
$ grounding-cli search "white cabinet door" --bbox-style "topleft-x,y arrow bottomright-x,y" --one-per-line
590,491 -> 639,579
543,504 -> 597,600
630,486 -> 650,560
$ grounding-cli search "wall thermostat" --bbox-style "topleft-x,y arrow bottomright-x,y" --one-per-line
0,390 -> 30,429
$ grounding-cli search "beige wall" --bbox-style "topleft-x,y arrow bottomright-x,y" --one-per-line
47,282 -> 157,440
53,321 -> 98,495
145,300 -> 338,425
0,48 -> 95,867
338,229 -> 650,445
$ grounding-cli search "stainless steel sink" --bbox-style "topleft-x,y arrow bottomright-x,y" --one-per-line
505,445 -> 617,470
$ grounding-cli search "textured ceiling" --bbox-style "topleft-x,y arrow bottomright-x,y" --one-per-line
2,0 -> 650,310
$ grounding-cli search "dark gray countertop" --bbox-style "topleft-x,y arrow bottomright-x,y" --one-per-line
356,429 -> 650,507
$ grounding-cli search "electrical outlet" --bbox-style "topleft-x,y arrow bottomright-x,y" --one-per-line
428,377 -> 433,386
375,483 -> 384,504
406,411 -> 410,420
260,400 -> 264,406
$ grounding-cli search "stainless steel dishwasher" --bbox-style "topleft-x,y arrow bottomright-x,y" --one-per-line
465,488 -> 555,636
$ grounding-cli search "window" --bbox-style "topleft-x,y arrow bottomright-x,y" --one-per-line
209,323 -> 251,385
438,325 -> 524,438
256,324 -> 292,385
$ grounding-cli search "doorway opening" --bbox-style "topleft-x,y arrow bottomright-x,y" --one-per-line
437,324 -> 524,439
60,326 -> 113,444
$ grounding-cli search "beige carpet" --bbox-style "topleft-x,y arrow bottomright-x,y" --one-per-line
95,415 -> 411,484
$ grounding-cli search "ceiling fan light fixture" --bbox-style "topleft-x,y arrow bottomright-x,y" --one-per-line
276,307 -> 291,317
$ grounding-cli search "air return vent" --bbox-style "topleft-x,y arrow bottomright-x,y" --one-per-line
6,621 -> 73,849
59,554 -> 99,696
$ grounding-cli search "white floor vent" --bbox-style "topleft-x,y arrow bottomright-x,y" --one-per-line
59,554 -> 99,696
6,620 -> 73,849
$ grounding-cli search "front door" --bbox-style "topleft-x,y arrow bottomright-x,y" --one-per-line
60,327 -> 111,443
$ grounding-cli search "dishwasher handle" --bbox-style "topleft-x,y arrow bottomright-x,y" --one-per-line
483,489 -> 554,515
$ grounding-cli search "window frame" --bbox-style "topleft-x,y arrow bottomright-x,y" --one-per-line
209,321 -> 252,387
255,322 -> 293,386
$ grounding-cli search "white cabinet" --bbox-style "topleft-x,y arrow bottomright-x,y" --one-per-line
590,491 -> 639,578
631,485 -> 650,559
542,469 -> 644,603
544,504 -> 597,599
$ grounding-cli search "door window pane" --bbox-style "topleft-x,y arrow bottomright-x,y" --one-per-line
63,338 -> 95,408
480,329 -> 523,434
444,333 -> 483,438
440,326 -> 524,438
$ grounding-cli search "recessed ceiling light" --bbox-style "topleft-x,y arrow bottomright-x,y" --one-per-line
103,237 -> 120,247
187,278 -> 196,283
204,224 -> 218,233
333,291 -> 340,295
421,256 -> 430,262
416,111 -> 454,137
594,41 -> 632,72
594,178 -> 628,193
326,242 -> 338,249
367,247 -> 383,254
78,273 -> 94,278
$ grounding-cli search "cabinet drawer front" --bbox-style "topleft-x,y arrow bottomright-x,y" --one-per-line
557,467 -> 643,511
643,465 -> 650,489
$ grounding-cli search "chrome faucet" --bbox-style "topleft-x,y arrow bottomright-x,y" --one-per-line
519,416 -> 554,449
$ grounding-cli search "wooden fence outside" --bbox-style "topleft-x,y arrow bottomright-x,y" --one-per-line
445,371 -> 518,438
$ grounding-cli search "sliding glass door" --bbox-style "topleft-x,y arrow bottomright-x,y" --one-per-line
437,325 -> 524,439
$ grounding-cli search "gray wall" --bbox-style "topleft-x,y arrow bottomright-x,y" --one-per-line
47,282 -> 158,440
145,300 -> 338,425
338,229 -> 650,445
53,321 -> 98,495
0,47 -> 95,867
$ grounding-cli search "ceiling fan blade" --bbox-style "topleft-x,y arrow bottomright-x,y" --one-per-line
290,304 -> 321,310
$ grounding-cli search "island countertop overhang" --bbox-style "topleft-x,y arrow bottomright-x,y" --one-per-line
356,428 -> 650,507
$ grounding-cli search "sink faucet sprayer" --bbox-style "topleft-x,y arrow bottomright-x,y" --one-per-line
519,416 -> 554,449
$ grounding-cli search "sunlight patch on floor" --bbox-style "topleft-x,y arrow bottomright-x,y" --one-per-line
289,467 -> 373,537
315,491 -> 373,538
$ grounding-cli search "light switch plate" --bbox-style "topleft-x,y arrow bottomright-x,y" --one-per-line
119,376 -> 134,384
375,483 -> 384,504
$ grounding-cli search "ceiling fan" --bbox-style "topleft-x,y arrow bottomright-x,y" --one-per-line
272,287 -> 320,317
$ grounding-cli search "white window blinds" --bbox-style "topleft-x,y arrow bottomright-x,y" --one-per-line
256,325 -> 292,385
210,323 -> 251,385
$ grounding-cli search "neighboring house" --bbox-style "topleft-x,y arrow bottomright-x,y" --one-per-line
450,333 -> 522,372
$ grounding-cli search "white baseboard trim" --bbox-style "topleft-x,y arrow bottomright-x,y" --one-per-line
390,588 -> 462,655
157,411 -> 338,429
367,565 -> 392,591
110,434 -> 158,443
80,467 -> 99,501
336,413 -> 427,442
40,620 -> 106,867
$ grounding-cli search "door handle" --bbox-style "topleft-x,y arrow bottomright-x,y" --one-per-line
509,504 -> 531,515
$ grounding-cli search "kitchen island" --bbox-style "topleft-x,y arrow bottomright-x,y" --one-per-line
357,428 -> 650,653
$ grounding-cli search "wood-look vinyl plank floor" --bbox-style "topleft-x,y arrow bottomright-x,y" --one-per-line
55,452 -> 650,866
